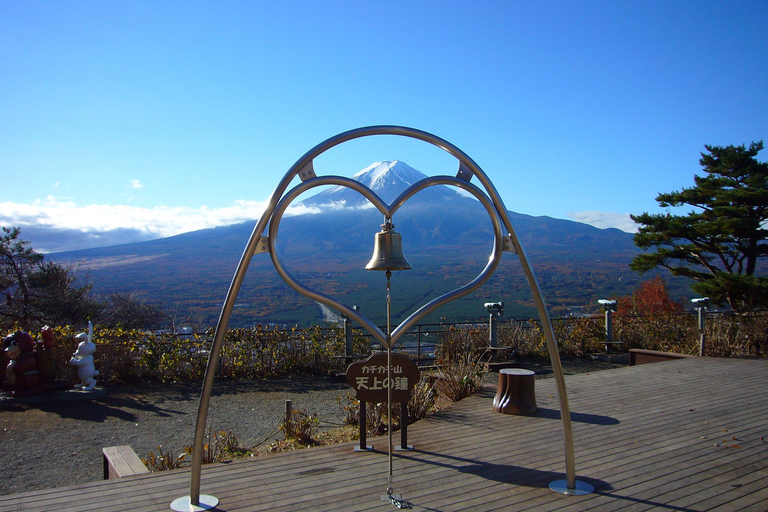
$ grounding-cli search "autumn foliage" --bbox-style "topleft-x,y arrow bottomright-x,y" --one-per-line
616,277 -> 684,316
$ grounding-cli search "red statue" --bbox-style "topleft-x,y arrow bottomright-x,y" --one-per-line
36,326 -> 56,382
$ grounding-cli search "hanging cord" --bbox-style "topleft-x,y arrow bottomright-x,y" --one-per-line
382,270 -> 412,509
386,270 -> 393,493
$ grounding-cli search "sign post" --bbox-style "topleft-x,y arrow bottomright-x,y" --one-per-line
346,353 -> 420,451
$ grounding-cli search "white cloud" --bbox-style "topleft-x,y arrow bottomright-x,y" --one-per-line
129,179 -> 144,189
567,211 -> 639,233
0,196 -> 318,252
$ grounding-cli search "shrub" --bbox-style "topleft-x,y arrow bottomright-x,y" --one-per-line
435,327 -> 489,402
20,312 -> 768,387
406,376 -> 438,424
497,321 -> 547,357
280,409 -> 320,446
435,326 -> 486,362
338,393 -> 390,436
436,351 -> 488,402
182,426 -> 245,464
142,446 -> 185,472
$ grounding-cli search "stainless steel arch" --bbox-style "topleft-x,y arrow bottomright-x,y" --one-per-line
177,126 -> 590,510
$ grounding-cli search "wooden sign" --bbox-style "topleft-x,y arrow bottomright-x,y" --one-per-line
345,353 -> 420,403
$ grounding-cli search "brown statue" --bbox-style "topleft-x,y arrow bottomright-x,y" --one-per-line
3,331 -> 41,396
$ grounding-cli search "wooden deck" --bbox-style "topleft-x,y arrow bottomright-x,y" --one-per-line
3,356 -> 768,511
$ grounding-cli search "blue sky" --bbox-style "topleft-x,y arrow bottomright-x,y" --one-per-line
2,1 -> 766,252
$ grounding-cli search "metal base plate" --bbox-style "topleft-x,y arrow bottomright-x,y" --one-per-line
170,495 -> 219,511
548,479 -> 594,495
381,494 -> 413,509
354,445 -> 374,452
395,445 -> 414,451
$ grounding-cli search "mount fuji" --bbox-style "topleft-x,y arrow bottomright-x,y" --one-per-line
300,160 -> 464,207
53,161 -> 668,327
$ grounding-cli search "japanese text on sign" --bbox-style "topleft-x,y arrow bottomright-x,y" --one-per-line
345,353 -> 420,403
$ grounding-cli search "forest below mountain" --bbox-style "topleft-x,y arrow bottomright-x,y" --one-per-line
54,207 -> 689,329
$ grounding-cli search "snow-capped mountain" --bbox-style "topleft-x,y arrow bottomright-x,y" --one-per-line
301,160 -> 465,207
353,160 -> 428,196
52,158 -> 649,328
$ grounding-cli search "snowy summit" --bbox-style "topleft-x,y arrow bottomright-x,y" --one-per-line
352,160 -> 427,199
301,160 -> 462,208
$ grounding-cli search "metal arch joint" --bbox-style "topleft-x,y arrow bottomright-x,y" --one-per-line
502,236 -> 517,253
298,161 -> 316,182
255,237 -> 269,254
456,161 -> 473,182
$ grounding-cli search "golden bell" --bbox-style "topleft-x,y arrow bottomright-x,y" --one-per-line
365,223 -> 412,271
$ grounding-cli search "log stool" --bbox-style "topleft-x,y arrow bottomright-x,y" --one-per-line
493,368 -> 537,415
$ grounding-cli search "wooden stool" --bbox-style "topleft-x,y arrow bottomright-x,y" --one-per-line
493,368 -> 537,415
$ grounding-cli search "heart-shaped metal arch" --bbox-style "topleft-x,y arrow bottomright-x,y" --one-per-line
178,126 -> 590,511
268,175 -> 504,349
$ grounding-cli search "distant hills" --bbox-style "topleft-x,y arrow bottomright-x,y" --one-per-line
52,161 -> 687,328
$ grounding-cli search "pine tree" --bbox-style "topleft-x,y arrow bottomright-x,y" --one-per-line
630,142 -> 768,311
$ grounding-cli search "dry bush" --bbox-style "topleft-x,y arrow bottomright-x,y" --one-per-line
36,312 -> 768,387
614,314 -> 697,353
182,426 -> 245,464
406,375 -> 438,423
280,409 -> 320,446
338,394 -> 391,436
142,446 -> 185,472
435,326 -> 487,362
436,351 -> 488,403
142,425 -> 245,472
705,313 -> 768,357
434,326 -> 489,403
561,317 -> 606,354
42,324 -> 351,384
497,321 -> 546,356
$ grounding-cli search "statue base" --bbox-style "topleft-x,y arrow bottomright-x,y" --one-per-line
0,385 -> 107,404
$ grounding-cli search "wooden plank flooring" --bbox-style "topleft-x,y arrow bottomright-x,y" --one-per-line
2,356 -> 767,511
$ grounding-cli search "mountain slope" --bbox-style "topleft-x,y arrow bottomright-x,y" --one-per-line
52,161 -> 677,328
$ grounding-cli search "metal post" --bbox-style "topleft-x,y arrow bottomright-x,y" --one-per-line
344,317 -> 353,365
417,325 -> 422,365
396,401 -> 413,450
485,302 -> 503,347
355,400 -> 372,451
692,298 -> 710,357
698,307 -> 707,357
598,299 -> 617,353
490,312 -> 498,347
285,400 -> 292,436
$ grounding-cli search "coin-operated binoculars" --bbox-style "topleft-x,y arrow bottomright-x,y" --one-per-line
691,298 -> 710,356
485,302 -> 504,347
598,299 -> 618,352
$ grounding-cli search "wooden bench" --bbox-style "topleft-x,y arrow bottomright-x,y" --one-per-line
629,349 -> 695,366
102,446 -> 149,479
603,340 -> 625,352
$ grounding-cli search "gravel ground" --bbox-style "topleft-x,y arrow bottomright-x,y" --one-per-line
0,355 -> 625,496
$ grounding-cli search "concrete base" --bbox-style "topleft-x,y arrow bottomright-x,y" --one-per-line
0,386 -> 108,404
